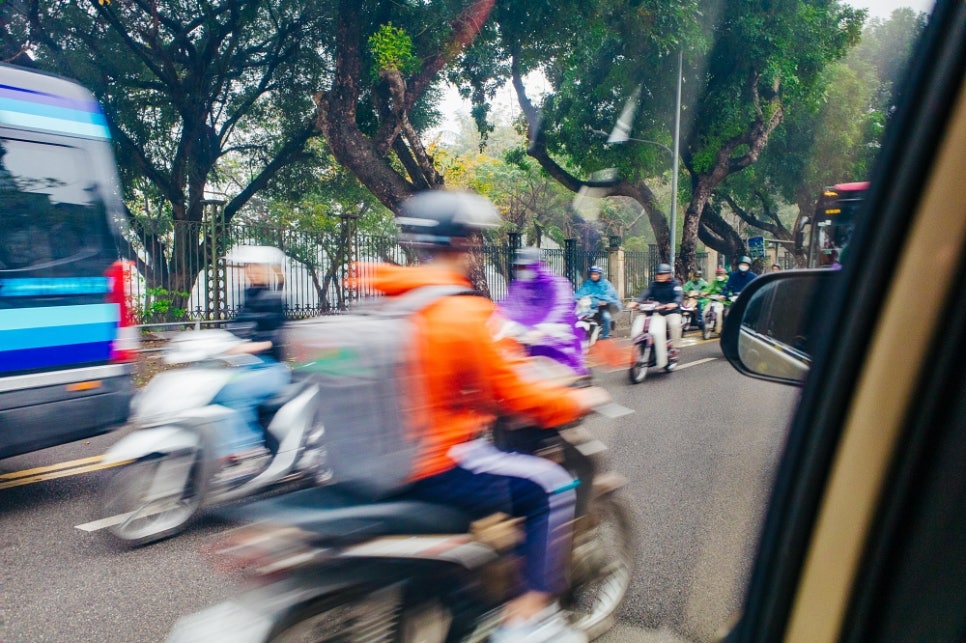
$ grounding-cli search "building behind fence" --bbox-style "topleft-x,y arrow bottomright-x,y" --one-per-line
123,220 -> 705,324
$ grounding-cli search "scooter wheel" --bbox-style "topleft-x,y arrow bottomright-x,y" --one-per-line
628,344 -> 650,384
702,325 -> 712,340
101,448 -> 207,546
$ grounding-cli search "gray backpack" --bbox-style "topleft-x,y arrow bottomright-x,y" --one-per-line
283,286 -> 472,499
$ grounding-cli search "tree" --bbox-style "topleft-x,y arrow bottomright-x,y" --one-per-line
311,0 -> 496,211
308,0 -> 504,293
222,141 -> 398,311
499,0 -> 863,276
715,8 -> 926,266
21,0 -> 332,300
1,0 -> 35,67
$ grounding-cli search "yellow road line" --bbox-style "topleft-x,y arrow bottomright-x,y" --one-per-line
0,458 -> 131,490
0,455 -> 105,480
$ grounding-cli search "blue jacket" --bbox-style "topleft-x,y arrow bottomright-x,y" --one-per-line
575,277 -> 621,310
637,279 -> 684,314
725,270 -> 757,297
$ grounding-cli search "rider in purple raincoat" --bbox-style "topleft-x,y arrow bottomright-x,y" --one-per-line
500,247 -> 588,376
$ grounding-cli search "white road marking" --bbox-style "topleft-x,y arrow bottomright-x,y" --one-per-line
75,512 -> 136,532
675,357 -> 718,370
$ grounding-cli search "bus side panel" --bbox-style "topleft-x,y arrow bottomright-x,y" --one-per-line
0,303 -> 119,374
0,370 -> 133,458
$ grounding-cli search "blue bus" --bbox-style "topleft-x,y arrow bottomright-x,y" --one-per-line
0,63 -> 137,458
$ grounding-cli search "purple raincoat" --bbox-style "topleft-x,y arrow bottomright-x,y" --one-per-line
499,262 -> 588,375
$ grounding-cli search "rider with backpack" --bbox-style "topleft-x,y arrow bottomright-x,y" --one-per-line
367,190 -> 608,642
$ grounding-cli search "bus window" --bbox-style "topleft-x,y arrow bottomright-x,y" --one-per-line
0,139 -> 114,275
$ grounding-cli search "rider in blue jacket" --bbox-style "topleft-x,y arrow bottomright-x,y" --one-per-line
725,255 -> 758,298
574,266 -> 621,339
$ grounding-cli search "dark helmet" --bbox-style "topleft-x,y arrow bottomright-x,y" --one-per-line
397,191 -> 500,249
694,270 -> 703,278
514,247 -> 543,266
589,266 -> 603,275
656,263 -> 672,274
738,255 -> 752,266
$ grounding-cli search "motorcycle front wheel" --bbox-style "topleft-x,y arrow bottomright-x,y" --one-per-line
567,494 -> 636,639
101,448 -> 206,546
628,343 -> 651,384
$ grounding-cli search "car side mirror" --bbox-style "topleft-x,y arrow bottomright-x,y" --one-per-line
720,269 -> 837,385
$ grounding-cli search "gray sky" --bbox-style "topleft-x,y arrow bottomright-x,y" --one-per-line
848,0 -> 934,19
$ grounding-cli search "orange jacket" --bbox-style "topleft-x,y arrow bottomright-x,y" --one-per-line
360,263 -> 585,480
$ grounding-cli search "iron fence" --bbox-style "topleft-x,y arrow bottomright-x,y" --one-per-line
121,220 -> 706,324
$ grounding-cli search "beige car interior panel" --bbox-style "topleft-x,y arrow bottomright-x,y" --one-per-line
785,79 -> 966,641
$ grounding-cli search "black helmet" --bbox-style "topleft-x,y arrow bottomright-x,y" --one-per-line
738,255 -> 752,266
656,263 -> 672,274
514,247 -> 543,266
397,191 -> 500,249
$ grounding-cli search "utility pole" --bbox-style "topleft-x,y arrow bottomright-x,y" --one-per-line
670,49 -> 683,274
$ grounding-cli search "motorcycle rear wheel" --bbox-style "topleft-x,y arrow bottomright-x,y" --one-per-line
270,585 -> 446,643
628,343 -> 651,384
566,494 -> 636,639
101,449 -> 206,546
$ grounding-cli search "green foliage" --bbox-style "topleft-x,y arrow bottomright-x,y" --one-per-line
734,6 -> 927,223
369,23 -> 420,78
135,287 -> 190,324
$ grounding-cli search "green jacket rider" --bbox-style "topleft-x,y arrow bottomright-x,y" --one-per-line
705,267 -> 729,298
682,273 -> 710,306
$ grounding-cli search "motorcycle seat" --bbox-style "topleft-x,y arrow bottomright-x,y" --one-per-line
257,378 -> 313,416
212,484 -> 473,542
256,379 -> 314,454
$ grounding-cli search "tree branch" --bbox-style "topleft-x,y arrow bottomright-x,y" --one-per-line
222,120 -> 318,223
715,190 -> 788,238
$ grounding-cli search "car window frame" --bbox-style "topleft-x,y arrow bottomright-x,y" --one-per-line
727,2 -> 966,641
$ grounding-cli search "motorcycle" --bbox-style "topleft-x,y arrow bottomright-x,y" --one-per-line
98,330 -> 326,546
574,295 -> 603,351
681,290 -> 703,333
701,295 -> 725,340
166,363 -> 636,643
701,295 -> 736,340
627,301 -> 679,384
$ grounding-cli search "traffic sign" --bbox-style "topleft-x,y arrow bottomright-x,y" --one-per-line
748,236 -> 765,259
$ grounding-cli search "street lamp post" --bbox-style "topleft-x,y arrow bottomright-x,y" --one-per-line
593,49 -> 684,274
670,49 -> 683,273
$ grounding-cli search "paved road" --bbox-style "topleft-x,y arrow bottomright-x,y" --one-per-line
0,337 -> 798,642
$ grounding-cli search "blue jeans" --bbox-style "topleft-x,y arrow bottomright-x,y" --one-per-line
599,307 -> 613,338
212,358 -> 290,456
405,439 -> 577,594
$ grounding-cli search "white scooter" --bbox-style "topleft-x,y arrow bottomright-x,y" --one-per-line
575,295 -> 603,351
627,301 -> 679,383
98,330 -> 325,546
